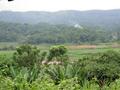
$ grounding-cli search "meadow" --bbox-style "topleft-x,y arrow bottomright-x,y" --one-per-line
0,43 -> 120,59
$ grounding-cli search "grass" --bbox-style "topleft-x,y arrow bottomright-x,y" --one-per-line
68,48 -> 120,59
0,44 -> 120,60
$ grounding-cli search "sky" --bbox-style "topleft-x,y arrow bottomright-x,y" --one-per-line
0,0 -> 120,12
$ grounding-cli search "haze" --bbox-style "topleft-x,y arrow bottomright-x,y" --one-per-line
0,0 -> 120,12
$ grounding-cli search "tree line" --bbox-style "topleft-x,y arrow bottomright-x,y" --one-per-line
0,21 -> 119,44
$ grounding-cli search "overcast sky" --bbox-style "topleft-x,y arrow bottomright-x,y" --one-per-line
0,0 -> 120,12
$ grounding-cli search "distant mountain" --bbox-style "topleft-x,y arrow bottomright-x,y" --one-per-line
0,10 -> 120,30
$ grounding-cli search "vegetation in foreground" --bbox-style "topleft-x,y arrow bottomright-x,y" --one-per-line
1,44 -> 120,90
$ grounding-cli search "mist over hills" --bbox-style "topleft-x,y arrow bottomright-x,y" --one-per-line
0,9 -> 120,31
0,10 -> 120,44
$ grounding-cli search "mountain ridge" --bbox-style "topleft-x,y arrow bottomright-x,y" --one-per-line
0,9 -> 120,31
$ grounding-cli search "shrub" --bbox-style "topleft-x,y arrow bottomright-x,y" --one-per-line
58,77 -> 80,90
79,50 -> 120,87
0,76 -> 14,90
31,75 -> 57,90
13,44 -> 46,68
47,45 -> 68,62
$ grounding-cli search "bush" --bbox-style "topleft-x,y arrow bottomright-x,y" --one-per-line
58,78 -> 80,90
79,50 -> 120,87
0,76 -> 14,90
13,44 -> 46,68
48,45 -> 68,62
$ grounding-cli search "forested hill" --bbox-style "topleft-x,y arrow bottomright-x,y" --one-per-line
0,21 -> 119,44
0,9 -> 120,31
1,10 -> 120,44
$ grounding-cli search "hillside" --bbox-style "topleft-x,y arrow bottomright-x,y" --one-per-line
0,22 -> 117,44
0,10 -> 120,44
0,10 -> 120,31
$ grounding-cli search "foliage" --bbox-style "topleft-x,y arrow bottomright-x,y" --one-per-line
58,77 -> 80,90
13,44 -> 46,67
78,50 -> 120,87
1,45 -> 120,89
0,76 -> 14,90
48,45 -> 68,62
0,22 -> 115,44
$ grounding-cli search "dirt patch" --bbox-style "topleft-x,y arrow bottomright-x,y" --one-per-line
67,45 -> 97,49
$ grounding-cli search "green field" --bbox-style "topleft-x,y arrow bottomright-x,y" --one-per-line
0,44 -> 120,60
68,47 -> 120,59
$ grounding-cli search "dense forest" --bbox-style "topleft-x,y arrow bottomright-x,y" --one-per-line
0,21 -> 120,44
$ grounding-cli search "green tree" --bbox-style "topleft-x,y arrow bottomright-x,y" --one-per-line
47,45 -> 68,62
13,44 -> 46,68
